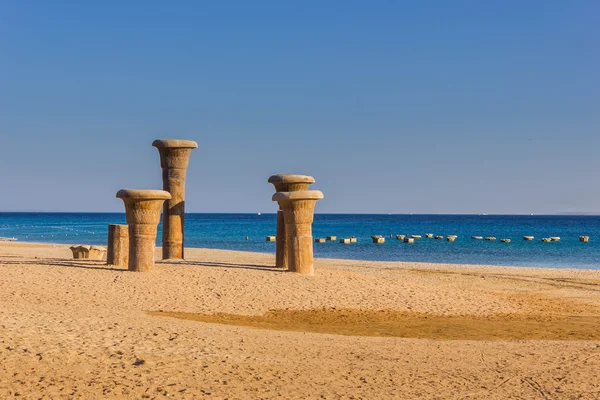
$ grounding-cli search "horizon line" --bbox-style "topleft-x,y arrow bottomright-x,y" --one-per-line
1,211 -> 599,216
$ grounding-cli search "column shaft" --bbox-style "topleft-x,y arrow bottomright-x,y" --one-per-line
128,224 -> 158,272
285,221 -> 314,275
162,167 -> 186,259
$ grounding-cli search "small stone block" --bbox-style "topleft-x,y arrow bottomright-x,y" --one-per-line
500,239 -> 511,243
340,238 -> 351,244
326,236 -> 337,241
435,236 -> 444,240
403,238 -> 415,243
350,237 -> 357,243
88,246 -> 106,260
315,238 -> 326,243
266,236 -> 276,242
425,233 -> 433,238
485,237 -> 496,241
580,236 -> 589,242
69,245 -> 91,259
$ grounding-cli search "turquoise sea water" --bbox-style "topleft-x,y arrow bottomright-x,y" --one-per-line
1,213 -> 599,269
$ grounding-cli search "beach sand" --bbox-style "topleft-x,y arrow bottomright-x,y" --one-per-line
1,242 -> 600,399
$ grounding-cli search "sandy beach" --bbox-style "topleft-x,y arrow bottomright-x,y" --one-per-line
1,242 -> 600,399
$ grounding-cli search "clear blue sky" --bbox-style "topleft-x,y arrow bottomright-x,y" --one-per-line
0,1 -> 598,214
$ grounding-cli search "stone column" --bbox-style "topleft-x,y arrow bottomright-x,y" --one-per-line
107,224 -> 129,267
272,190 -> 323,275
267,174 -> 315,269
116,189 -> 171,272
152,139 -> 198,260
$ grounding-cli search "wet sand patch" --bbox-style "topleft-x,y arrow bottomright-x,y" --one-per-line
148,309 -> 600,340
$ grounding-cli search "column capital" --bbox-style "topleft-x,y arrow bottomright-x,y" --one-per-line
274,190 -> 323,225
116,189 -> 171,225
268,174 -> 315,192
152,139 -> 198,149
152,139 -> 198,169
116,189 -> 172,200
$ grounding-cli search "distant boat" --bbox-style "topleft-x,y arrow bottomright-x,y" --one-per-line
257,212 -> 261,216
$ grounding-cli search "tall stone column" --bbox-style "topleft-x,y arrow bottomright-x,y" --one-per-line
152,139 -> 198,260
107,224 -> 129,267
272,190 -> 323,275
116,189 -> 171,272
267,174 -> 315,269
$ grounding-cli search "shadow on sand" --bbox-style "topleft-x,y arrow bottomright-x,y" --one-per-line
0,257 -> 283,273
159,259 -> 284,272
0,258 -> 126,272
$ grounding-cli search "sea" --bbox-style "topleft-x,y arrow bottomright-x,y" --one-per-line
1,213 -> 599,269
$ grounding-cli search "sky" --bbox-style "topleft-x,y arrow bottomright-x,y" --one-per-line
0,1 -> 598,214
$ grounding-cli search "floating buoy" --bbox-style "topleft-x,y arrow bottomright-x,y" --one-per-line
245,236 -> 249,241
541,238 -> 552,243
396,235 -> 405,240
550,237 -> 560,242
500,239 -> 511,243
350,237 -> 358,243
425,233 -> 433,238
580,236 -> 589,242
472,236 -> 483,240
446,236 -> 456,242
339,238 -> 351,244
315,238 -> 326,243
403,238 -> 415,244
410,235 -> 422,239
485,237 -> 496,241
372,236 -> 385,244
434,235 -> 443,240
266,236 -> 276,242
326,236 -> 337,241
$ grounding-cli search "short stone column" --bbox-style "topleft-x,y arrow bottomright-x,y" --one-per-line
107,224 -> 129,267
152,139 -> 198,260
267,174 -> 315,269
116,189 -> 171,272
272,190 -> 323,275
